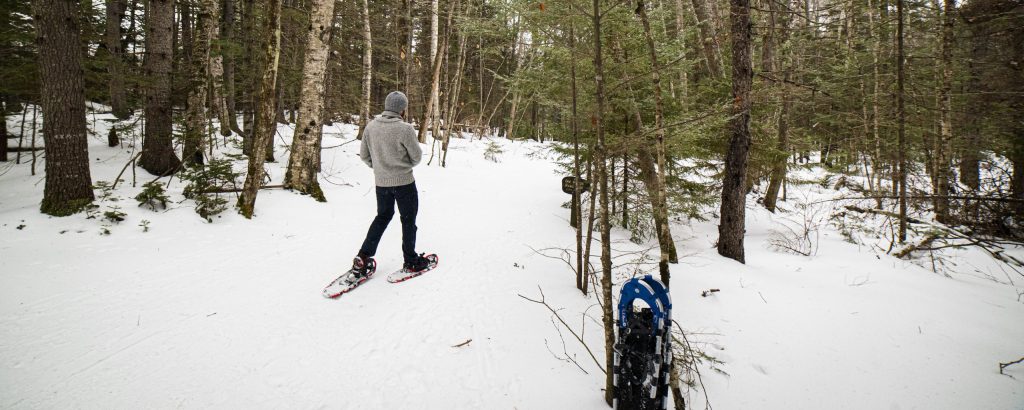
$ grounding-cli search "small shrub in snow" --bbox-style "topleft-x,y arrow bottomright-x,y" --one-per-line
103,206 -> 126,223
181,158 -> 240,222
135,181 -> 169,210
484,140 -> 504,162
139,219 -> 151,232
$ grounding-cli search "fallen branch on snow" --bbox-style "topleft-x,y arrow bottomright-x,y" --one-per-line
1000,356 -> 1024,375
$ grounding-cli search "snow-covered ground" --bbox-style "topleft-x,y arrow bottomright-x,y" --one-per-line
1,110 -> 1023,409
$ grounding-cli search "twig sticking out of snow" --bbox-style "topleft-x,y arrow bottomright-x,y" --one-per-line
452,339 -> 472,348
517,286 -> 606,374
1000,356 -> 1024,375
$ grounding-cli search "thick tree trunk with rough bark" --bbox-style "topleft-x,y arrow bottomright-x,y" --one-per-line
32,0 -> 96,215
238,0 -> 282,218
356,0 -> 372,140
183,0 -> 218,167
105,0 -> 130,119
717,0 -> 752,263
140,0 -> 181,176
284,0 -> 335,201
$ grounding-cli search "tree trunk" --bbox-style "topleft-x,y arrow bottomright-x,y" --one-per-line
140,0 -> 182,176
717,0 -> 752,263
591,0 -> 614,404
404,0 -> 415,116
32,0 -> 96,215
637,0 -> 674,286
763,0 -> 788,213
210,39 -> 231,137
238,0 -> 283,218
284,0 -> 335,201
274,82 -> 287,125
183,0 -> 218,167
356,0 -> 372,140
241,0 -> 256,155
441,15 -> 468,167
222,0 -> 240,133
932,0 -> 954,224
428,0 -> 440,136
673,0 -> 689,103
961,32 -> 982,192
896,0 -> 907,243
105,0 -> 131,119
691,0 -> 723,79
0,101 -> 7,162
417,2 -> 451,144
763,71 -> 789,212
569,8 -> 584,294
181,1 -> 193,65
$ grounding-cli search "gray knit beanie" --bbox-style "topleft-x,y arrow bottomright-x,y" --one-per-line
384,91 -> 408,114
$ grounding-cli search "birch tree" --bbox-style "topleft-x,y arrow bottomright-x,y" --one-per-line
284,0 -> 336,201
183,0 -> 219,167
238,0 -> 283,218
356,0 -> 372,140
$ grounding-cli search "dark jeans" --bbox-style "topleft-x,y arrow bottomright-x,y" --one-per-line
359,182 -> 418,264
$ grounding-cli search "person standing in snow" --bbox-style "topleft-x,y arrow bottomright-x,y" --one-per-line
350,91 -> 434,278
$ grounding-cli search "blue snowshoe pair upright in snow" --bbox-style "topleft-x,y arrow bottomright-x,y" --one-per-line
322,253 -> 438,298
614,275 -> 673,410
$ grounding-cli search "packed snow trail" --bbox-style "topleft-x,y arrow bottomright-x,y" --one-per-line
1,116 -> 1023,409
0,122 -> 609,409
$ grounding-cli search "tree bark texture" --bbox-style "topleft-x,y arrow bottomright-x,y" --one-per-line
356,0 -> 372,140
183,0 -> 218,167
932,0 -> 954,223
284,0 -> 335,201
896,0 -> 908,242
238,0 -> 282,218
691,0 -> 723,79
222,0 -> 240,134
105,0 -> 130,119
140,0 -> 182,176
32,0 -> 96,215
717,0 -> 752,263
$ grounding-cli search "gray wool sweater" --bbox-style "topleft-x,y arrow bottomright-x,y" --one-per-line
359,111 -> 423,187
